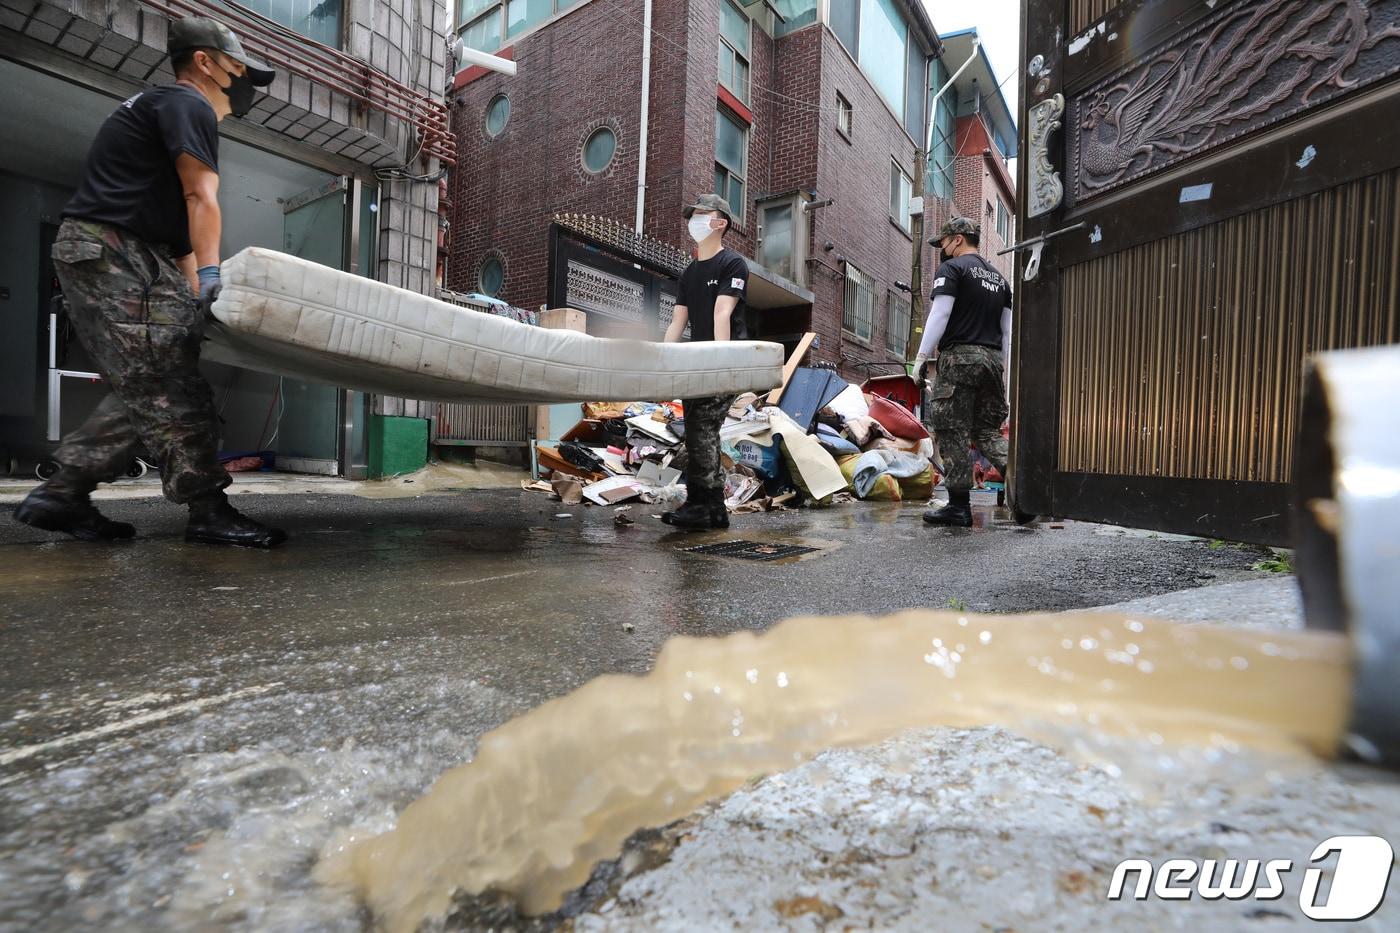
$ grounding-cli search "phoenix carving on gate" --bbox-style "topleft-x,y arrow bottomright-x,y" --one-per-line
1073,0 -> 1400,197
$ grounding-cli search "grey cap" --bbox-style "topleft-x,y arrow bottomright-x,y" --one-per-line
931,216 -> 980,244
168,17 -> 275,87
683,193 -> 734,225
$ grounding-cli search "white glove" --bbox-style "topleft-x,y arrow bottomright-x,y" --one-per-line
913,354 -> 930,386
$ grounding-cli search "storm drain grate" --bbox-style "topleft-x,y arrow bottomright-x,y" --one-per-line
682,540 -> 819,562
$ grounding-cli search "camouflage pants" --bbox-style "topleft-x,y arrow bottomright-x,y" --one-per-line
48,219 -> 230,504
927,344 -> 1008,493
680,395 -> 732,498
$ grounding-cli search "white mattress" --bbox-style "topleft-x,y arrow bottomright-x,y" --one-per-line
203,248 -> 785,403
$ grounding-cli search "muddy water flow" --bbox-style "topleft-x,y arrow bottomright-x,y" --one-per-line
324,609 -> 1352,931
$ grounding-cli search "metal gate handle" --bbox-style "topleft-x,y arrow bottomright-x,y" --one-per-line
997,222 -> 1086,283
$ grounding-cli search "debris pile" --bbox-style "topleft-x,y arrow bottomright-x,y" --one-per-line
528,356 -> 957,514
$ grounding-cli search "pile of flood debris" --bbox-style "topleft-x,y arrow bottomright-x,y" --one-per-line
527,365 -> 1004,514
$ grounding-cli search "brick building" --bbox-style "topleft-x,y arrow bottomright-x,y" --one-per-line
0,0 -> 449,478
935,29 -> 1017,281
446,0 -> 1018,382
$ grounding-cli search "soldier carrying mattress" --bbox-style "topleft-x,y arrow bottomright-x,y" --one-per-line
15,17 -> 286,548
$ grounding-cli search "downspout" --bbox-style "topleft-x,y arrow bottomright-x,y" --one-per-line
635,0 -> 653,234
926,37 -> 979,158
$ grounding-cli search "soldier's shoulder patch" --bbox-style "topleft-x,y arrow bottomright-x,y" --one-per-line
934,277 -> 947,288
731,277 -> 746,290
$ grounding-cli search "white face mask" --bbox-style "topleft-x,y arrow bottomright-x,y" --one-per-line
688,215 -> 717,243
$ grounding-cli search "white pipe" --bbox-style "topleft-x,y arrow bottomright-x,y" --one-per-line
926,37 -> 979,154
453,42 -> 518,77
635,0 -> 653,234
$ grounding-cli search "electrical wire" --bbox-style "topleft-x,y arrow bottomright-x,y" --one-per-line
265,377 -> 287,449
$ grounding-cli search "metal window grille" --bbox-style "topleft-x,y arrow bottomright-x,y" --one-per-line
432,402 -> 533,448
886,290 -> 911,354
843,263 -> 875,342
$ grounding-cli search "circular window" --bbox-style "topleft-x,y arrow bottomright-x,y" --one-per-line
485,94 -> 510,138
479,256 -> 504,297
582,127 -> 617,174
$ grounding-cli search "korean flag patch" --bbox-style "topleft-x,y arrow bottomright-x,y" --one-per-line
934,276 -> 947,288
731,277 -> 746,290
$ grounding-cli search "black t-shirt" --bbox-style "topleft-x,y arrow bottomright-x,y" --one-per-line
64,84 -> 219,257
676,248 -> 749,342
930,253 -> 1012,351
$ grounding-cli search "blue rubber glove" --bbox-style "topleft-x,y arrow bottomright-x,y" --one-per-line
197,265 -> 222,309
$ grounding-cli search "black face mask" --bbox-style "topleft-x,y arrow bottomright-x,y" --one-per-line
215,63 -> 256,118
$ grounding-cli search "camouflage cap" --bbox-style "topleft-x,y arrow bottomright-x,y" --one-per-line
683,193 -> 734,224
168,17 -> 275,87
931,216 -> 980,244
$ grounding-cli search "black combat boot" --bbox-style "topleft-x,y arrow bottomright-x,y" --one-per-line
923,488 -> 973,527
661,485 -> 726,531
185,491 -> 287,548
14,477 -> 136,541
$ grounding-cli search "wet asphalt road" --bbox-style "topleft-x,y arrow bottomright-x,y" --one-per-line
0,488 -> 1274,931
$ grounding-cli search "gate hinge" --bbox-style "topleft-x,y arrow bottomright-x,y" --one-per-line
997,222 -> 1087,283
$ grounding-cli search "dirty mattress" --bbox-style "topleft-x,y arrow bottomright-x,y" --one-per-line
203,248 -> 784,403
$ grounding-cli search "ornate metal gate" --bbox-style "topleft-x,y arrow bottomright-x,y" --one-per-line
1013,0 -> 1400,544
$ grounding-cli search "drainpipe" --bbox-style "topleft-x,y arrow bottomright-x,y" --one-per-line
907,37 -> 979,358
635,0 -> 653,234
926,36 -> 978,157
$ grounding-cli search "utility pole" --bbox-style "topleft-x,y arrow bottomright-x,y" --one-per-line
908,38 -> 981,365
906,146 -> 927,364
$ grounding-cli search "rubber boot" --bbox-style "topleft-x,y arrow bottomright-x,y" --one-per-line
14,474 -> 136,541
923,488 -> 973,527
661,485 -> 725,531
185,491 -> 287,549
710,497 -> 730,530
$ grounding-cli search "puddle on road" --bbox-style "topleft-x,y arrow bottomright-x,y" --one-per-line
326,609 -> 1351,932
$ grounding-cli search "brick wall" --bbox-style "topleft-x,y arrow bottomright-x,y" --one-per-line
805,25 -> 938,376
447,0 -> 649,307
952,113 -> 1017,281
444,3 -> 948,383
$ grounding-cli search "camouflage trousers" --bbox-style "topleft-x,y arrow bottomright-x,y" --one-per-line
48,219 -> 230,504
926,344 -> 1008,493
680,395 -> 733,499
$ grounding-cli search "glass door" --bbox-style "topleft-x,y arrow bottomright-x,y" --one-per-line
275,178 -> 350,473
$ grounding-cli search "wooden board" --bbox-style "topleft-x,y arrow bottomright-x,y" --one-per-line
765,332 -> 817,406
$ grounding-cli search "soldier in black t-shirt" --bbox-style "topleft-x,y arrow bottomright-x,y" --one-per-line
660,194 -> 749,531
913,217 -> 1021,528
15,18 -> 288,548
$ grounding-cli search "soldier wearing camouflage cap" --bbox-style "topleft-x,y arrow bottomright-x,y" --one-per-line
660,194 -> 750,531
15,17 -> 285,548
914,217 -> 1027,527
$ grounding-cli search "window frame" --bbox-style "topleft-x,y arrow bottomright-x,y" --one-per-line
478,254 -> 505,297
718,0 -> 752,107
889,159 -> 913,235
996,195 -> 1012,244
241,0 -> 346,48
755,193 -> 808,286
457,0 -> 589,54
715,105 -> 749,224
885,288 -> 911,355
485,93 -> 511,138
836,92 -> 852,139
582,125 -> 618,174
842,261 -> 876,343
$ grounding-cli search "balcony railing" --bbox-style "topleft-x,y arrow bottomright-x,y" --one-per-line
136,0 -> 455,164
